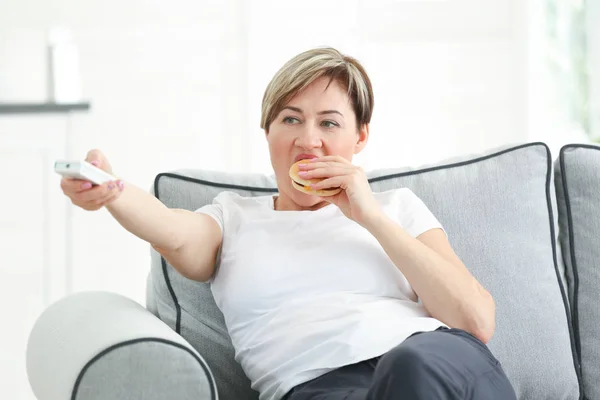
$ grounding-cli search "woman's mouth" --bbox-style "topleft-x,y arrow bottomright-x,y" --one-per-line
294,154 -> 319,163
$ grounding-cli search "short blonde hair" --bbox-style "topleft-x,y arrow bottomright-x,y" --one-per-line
260,47 -> 374,131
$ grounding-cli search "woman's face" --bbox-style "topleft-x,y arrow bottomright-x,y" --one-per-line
266,76 -> 369,210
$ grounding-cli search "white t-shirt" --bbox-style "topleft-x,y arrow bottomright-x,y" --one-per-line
197,188 -> 447,400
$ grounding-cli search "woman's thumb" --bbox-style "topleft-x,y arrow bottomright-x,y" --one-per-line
86,149 -> 103,167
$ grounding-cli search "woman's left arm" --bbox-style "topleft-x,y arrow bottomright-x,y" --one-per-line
299,155 -> 496,343
363,214 -> 496,343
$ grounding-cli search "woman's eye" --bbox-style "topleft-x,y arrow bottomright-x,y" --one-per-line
322,120 -> 338,128
283,117 -> 300,124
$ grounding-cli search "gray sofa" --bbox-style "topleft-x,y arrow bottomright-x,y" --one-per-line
26,142 -> 600,400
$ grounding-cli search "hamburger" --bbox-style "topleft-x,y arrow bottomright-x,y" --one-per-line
288,159 -> 342,197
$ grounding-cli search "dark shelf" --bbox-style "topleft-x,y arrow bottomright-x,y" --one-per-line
0,102 -> 91,115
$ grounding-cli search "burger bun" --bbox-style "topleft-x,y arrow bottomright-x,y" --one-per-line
288,160 -> 342,197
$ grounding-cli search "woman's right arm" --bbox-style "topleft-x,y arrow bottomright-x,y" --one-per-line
61,149 -> 221,282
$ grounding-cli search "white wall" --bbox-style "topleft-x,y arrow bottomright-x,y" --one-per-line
246,0 -> 531,172
0,0 -> 540,306
2,0 -> 252,308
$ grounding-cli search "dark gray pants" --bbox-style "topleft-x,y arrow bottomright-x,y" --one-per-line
283,327 -> 517,400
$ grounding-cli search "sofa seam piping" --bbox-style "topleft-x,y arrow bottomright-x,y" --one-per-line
70,337 -> 217,400
559,144 -> 600,399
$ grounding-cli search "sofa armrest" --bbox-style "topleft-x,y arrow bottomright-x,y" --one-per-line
26,291 -> 217,400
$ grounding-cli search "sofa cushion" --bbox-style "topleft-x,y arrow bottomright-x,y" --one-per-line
149,174 -> 275,400
149,142 -> 580,400
555,143 -> 600,400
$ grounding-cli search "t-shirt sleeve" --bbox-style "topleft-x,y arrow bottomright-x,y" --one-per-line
195,203 -> 224,232
194,194 -> 228,282
194,197 -> 225,233
396,188 -> 446,238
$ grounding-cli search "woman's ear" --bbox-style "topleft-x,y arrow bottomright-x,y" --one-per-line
354,124 -> 370,154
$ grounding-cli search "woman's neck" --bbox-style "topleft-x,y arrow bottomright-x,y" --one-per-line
273,195 -> 330,211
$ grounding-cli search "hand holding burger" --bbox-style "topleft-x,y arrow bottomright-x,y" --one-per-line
288,155 -> 382,227
289,160 -> 342,197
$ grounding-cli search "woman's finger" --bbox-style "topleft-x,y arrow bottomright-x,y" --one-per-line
75,184 -> 109,203
309,155 -> 350,164
76,181 -> 116,203
298,166 -> 354,179
61,178 -> 94,194
311,176 -> 345,191
298,161 -> 354,171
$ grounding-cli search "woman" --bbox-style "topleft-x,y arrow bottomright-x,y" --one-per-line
61,47 -> 517,400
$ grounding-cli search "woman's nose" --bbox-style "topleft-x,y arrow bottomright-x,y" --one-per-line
295,125 -> 322,149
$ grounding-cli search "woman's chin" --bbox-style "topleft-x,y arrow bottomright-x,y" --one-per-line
291,190 -> 320,204
286,185 -> 324,207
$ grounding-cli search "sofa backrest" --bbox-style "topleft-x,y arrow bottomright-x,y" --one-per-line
555,143 -> 600,400
148,142 -> 581,400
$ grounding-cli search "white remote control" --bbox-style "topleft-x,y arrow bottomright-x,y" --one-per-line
54,160 -> 116,185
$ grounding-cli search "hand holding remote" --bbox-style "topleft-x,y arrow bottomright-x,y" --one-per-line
60,149 -> 124,211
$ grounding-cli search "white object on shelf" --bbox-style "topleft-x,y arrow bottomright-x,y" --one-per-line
47,27 -> 82,104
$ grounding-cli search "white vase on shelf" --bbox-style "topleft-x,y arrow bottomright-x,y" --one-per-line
47,26 -> 82,104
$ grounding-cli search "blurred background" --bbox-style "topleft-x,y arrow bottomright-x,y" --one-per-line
0,0 -> 598,398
